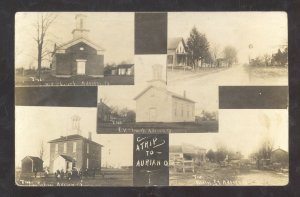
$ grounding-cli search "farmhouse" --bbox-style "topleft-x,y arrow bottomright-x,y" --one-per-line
48,116 -> 103,173
21,156 -> 43,173
51,14 -> 105,77
167,37 -> 188,69
134,64 -> 195,122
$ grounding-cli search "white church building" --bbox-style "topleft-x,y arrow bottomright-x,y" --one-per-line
134,64 -> 195,122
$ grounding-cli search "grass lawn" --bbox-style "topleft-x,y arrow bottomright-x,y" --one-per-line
15,74 -> 134,86
170,166 -> 288,186
16,168 -> 133,186
97,120 -> 218,134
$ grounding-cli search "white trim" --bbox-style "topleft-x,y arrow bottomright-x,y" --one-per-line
55,75 -> 72,78
89,75 -> 104,78
76,59 -> 87,62
57,37 -> 105,52
56,49 -> 65,54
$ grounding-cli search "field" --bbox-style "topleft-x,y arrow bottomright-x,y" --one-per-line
245,66 -> 288,85
16,168 -> 133,186
97,120 -> 218,134
170,165 -> 288,186
15,73 -> 134,86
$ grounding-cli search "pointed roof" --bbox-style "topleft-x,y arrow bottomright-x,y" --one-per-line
59,155 -> 75,162
48,134 -> 103,147
168,37 -> 187,50
22,156 -> 43,163
56,37 -> 105,52
133,85 -> 195,103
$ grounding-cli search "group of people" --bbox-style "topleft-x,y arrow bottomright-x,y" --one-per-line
54,167 -> 97,180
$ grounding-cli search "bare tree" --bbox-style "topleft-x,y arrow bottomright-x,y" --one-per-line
223,46 -> 238,67
39,140 -> 45,160
33,13 -> 57,80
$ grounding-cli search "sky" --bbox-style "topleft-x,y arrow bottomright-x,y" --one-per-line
15,106 -> 133,168
15,12 -> 287,69
168,12 -> 287,64
170,109 -> 288,157
15,12 -> 134,68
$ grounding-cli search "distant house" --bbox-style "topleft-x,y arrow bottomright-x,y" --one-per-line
271,148 -> 288,167
98,99 -> 112,123
167,37 -> 188,69
21,156 -> 43,173
134,64 -> 195,122
116,64 -> 134,75
98,100 -> 135,124
106,64 -> 134,76
51,14 -> 105,78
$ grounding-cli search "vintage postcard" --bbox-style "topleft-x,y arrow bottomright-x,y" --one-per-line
15,12 -> 288,187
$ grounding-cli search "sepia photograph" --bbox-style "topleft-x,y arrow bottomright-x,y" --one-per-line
169,109 -> 288,186
14,11 -> 290,188
15,12 -> 134,86
97,55 -> 218,134
15,106 -> 133,186
167,12 -> 288,86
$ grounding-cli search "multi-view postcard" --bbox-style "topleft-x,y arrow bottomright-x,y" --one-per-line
15,12 -> 288,186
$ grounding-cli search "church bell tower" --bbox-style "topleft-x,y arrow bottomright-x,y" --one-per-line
72,14 -> 90,40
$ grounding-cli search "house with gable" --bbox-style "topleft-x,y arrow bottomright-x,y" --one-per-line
51,14 -> 105,77
167,37 -> 188,69
48,115 -> 103,173
134,64 -> 195,122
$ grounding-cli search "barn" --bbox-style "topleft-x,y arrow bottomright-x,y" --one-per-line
134,64 -> 195,122
21,156 -> 43,173
51,14 -> 105,78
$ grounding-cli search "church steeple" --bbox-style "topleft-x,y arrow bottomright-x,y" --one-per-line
71,115 -> 81,135
72,14 -> 90,40
147,64 -> 166,88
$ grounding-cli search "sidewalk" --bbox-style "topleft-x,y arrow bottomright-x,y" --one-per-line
167,67 -> 230,83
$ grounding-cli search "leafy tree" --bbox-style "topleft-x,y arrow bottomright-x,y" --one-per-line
272,48 -> 288,67
186,27 -> 211,69
223,46 -> 238,67
206,149 -> 215,162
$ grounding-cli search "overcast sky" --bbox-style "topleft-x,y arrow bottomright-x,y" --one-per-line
170,109 -> 288,157
168,12 -> 287,64
15,106 -> 133,168
15,12 -> 134,68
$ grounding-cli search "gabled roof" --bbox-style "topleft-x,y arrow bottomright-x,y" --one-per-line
22,156 -> 43,163
170,144 -> 206,154
117,64 -> 134,69
272,148 -> 288,154
56,37 -> 105,52
168,37 -> 187,50
59,155 -> 75,162
48,134 -> 103,147
133,85 -> 196,103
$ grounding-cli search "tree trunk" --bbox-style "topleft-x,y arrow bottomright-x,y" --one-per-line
38,44 -> 42,81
